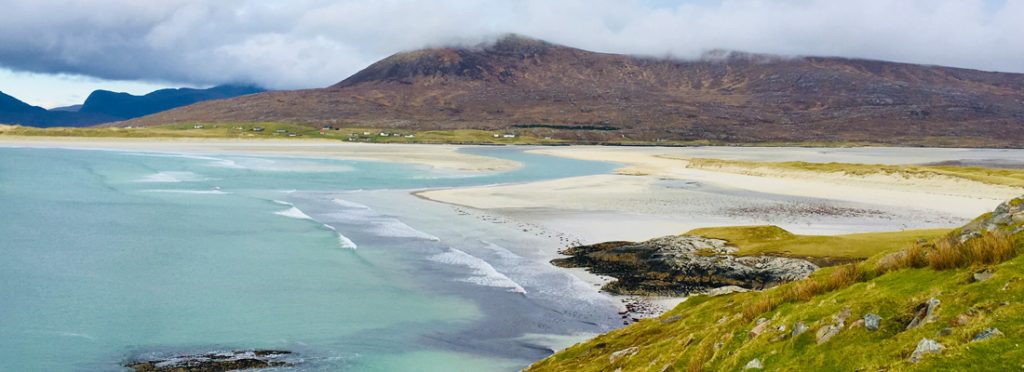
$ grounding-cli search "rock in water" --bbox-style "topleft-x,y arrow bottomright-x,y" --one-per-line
551,235 -> 818,295
906,298 -> 940,330
909,338 -> 945,363
744,358 -> 764,370
864,313 -> 882,331
973,327 -> 1005,341
125,350 -> 293,372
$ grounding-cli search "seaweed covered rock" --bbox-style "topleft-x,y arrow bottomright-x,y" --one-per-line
125,350 -> 293,372
552,235 -> 818,295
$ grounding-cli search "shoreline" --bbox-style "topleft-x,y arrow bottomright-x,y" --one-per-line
0,136 -> 520,172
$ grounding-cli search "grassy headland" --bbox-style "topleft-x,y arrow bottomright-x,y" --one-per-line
529,198 -> 1024,371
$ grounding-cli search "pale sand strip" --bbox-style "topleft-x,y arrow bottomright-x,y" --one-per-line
0,137 -> 518,172
420,146 -> 1024,242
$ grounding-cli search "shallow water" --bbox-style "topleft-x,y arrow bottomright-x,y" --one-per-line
0,147 -> 619,371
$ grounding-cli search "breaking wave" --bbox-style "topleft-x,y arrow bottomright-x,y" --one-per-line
429,248 -> 527,294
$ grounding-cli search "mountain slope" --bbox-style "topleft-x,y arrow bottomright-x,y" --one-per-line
0,85 -> 264,128
127,35 -> 1024,147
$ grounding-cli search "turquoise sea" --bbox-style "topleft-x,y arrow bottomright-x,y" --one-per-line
0,147 -> 620,371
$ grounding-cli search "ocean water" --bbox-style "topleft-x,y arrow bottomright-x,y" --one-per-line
0,147 -> 620,371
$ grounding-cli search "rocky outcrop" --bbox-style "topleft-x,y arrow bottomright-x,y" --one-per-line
906,298 -> 940,330
551,235 -> 818,295
959,196 -> 1024,242
124,350 -> 293,372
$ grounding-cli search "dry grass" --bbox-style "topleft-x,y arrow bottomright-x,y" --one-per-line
876,243 -> 930,273
686,341 -> 716,372
783,278 -> 825,302
928,232 -> 1016,270
742,295 -> 781,321
825,264 -> 862,291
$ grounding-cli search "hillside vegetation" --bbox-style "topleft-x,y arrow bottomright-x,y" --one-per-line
529,197 -> 1024,371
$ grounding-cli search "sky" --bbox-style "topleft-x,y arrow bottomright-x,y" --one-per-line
0,0 -> 1021,108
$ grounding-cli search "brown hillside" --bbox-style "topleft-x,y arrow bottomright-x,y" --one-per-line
126,35 -> 1024,146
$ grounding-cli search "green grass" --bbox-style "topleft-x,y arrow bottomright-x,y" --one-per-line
0,123 -> 565,144
685,158 -> 1024,188
529,220 -> 1024,371
686,225 -> 950,259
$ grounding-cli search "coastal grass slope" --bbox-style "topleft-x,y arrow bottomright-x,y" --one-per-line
528,198 -> 1024,371
686,226 -> 949,264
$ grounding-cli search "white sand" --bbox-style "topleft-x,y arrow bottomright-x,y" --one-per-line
0,137 -> 519,172
421,146 -> 1024,243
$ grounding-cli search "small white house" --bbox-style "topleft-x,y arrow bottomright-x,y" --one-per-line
502,133 -> 517,138
193,124 -> 204,129
492,133 -> 500,138
404,134 -> 416,138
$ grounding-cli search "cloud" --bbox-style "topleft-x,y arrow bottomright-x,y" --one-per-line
0,0 -> 1021,89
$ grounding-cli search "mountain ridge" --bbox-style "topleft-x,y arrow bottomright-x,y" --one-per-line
117,35 -> 1024,146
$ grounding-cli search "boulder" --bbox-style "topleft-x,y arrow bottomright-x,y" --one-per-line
972,327 -> 1004,341
792,322 -> 809,337
909,338 -> 944,363
816,324 -> 842,344
973,269 -> 995,282
750,319 -> 771,337
864,313 -> 881,331
609,347 -> 639,363
906,298 -> 940,330
743,358 -> 763,370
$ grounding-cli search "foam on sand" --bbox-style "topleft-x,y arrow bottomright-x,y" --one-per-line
429,248 -> 527,294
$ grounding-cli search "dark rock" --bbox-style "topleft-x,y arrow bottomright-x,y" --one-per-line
864,313 -> 881,331
972,327 -> 1004,341
551,235 -> 818,295
909,338 -> 944,363
906,298 -> 940,330
124,350 -> 293,372
937,327 -> 954,337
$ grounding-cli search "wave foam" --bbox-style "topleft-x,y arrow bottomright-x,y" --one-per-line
321,223 -> 358,250
144,189 -> 228,195
272,200 -> 314,220
430,248 -> 526,294
329,199 -> 440,241
137,171 -> 207,183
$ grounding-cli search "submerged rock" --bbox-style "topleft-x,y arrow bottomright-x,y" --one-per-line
909,338 -> 944,363
551,235 -> 818,295
124,350 -> 293,372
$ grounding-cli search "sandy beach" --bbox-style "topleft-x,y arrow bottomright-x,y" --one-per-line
0,136 -> 519,172
420,146 -> 1024,243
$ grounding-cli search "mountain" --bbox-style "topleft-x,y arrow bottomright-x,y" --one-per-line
48,104 -> 83,112
127,35 -> 1024,146
0,85 -> 264,127
0,91 -> 115,127
79,85 -> 264,120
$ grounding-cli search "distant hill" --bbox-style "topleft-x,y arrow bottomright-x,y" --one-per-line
126,34 -> 1024,147
0,85 -> 264,127
79,85 -> 264,120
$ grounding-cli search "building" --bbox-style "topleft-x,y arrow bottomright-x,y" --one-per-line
193,124 -> 204,129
